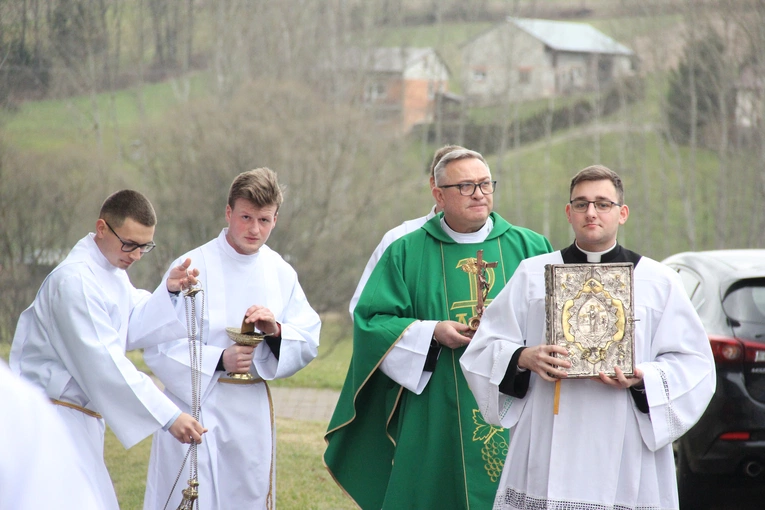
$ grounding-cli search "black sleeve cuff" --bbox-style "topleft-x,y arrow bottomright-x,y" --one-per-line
629,384 -> 649,414
423,339 -> 442,372
498,347 -> 531,398
216,353 -> 225,372
265,336 -> 282,360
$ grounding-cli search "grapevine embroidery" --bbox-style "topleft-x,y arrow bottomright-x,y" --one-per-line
472,409 -> 508,482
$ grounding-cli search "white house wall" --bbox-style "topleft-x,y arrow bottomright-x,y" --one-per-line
736,90 -> 761,128
613,55 -> 633,77
462,25 -> 556,104
462,22 -> 635,104
555,52 -> 590,92
403,52 -> 450,81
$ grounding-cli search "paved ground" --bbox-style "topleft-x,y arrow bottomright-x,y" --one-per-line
270,387 -> 339,423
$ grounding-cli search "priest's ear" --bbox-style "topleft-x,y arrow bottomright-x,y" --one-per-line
432,186 -> 447,210
618,204 -> 629,225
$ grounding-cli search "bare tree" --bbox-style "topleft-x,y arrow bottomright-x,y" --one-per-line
0,139 -> 102,343
137,79 -> 409,311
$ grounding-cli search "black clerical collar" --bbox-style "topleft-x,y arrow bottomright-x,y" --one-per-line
561,243 -> 642,265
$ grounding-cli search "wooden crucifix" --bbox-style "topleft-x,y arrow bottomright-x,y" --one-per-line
466,249 -> 498,330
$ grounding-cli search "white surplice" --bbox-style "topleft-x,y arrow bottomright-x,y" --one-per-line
143,229 -> 321,510
0,360 -> 101,510
9,234 -> 188,510
460,251 -> 716,510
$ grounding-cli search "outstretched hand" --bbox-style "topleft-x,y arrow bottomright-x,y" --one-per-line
166,258 -> 200,293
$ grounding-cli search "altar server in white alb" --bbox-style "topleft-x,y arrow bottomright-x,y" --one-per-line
10,190 -> 206,510
348,144 -> 464,317
0,360 -> 100,510
460,165 -> 716,510
143,167 -> 321,510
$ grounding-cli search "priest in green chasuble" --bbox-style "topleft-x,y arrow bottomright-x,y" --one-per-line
324,149 -> 552,509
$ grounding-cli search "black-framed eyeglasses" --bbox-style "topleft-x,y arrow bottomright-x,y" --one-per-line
569,200 -> 621,213
104,221 -> 156,254
439,180 -> 497,196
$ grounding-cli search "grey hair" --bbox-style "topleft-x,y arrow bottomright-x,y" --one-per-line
433,149 -> 491,186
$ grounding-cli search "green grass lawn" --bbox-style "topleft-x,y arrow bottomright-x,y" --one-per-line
106,419 -> 355,510
268,315 -> 353,390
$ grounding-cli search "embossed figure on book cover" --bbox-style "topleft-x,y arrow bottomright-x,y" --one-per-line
544,263 -> 635,378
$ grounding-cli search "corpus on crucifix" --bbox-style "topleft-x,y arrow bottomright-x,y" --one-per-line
463,249 -> 498,331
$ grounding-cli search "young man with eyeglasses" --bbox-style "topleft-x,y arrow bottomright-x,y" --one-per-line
10,189 -> 206,510
325,148 -> 552,509
460,165 -> 715,510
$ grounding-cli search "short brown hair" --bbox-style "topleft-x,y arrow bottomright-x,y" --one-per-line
99,190 -> 156,227
569,165 -> 624,204
429,144 -> 465,178
433,149 -> 490,186
228,167 -> 284,210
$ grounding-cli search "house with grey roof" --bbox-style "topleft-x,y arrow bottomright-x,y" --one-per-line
461,17 -> 636,105
327,47 -> 452,133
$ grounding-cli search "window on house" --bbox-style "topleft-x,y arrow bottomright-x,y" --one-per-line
472,68 -> 487,82
364,82 -> 386,103
518,67 -> 532,85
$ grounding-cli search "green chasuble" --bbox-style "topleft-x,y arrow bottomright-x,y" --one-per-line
324,213 -> 552,510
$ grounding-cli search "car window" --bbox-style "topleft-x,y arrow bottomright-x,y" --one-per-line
722,279 -> 765,342
676,268 -> 702,304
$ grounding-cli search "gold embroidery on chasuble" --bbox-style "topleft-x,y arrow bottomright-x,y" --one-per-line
472,410 -> 508,482
440,240 -> 507,482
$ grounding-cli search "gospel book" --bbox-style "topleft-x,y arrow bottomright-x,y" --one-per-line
544,263 -> 635,378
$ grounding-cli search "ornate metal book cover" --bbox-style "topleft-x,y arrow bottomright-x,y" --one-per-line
544,263 -> 635,378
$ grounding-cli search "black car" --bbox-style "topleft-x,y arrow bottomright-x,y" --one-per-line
662,249 -> 765,507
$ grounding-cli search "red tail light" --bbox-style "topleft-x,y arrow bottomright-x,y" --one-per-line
709,335 -> 765,365
709,335 -> 743,364
719,431 -> 751,441
741,340 -> 765,364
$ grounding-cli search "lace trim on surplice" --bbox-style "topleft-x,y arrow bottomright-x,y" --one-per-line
658,367 -> 688,441
493,488 -> 663,510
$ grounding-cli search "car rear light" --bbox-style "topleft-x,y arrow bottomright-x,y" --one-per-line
741,340 -> 765,364
709,335 -> 743,364
718,431 -> 751,441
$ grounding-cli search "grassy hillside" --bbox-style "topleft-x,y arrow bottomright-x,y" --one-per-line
488,123 -> 725,259
0,72 -> 210,153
